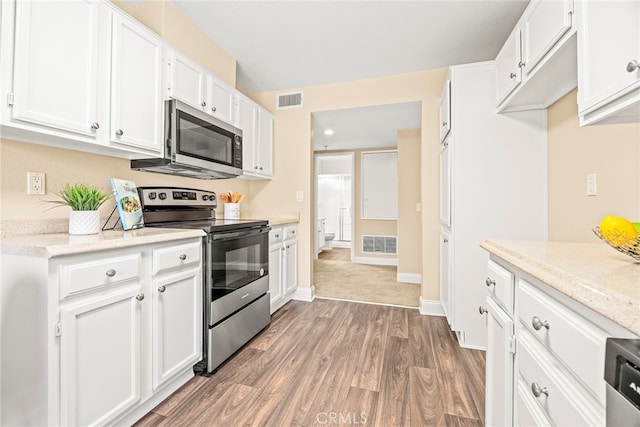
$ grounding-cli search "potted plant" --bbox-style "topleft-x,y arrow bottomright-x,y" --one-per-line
49,183 -> 111,235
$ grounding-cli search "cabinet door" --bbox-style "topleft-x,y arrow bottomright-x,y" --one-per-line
578,1 -> 640,113
12,0 -> 103,138
110,13 -> 163,153
495,28 -> 522,104
521,0 -> 573,76
439,78 -> 451,142
439,135 -> 451,227
284,238 -> 298,295
59,285 -> 142,426
485,296 -> 514,427
237,95 -> 258,173
152,268 -> 202,391
268,244 -> 283,313
256,107 -> 274,177
439,228 -> 452,324
167,50 -> 205,109
206,74 -> 235,123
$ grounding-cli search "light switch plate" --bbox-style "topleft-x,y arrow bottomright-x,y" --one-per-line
296,190 -> 303,202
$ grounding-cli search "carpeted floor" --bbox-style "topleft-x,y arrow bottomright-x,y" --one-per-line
313,259 -> 420,308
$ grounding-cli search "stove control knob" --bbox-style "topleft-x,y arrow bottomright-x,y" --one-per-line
159,192 -> 167,200
202,194 -> 209,201
148,192 -> 157,200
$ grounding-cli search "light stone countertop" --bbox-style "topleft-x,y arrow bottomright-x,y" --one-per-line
481,239 -> 640,336
1,227 -> 205,258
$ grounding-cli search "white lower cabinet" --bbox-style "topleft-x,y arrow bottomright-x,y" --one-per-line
483,255 -> 637,426
268,224 -> 298,313
0,237 -> 203,426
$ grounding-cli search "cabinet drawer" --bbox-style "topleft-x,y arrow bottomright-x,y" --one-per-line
515,378 -> 552,427
518,332 -> 604,426
153,241 -> 201,275
269,227 -> 284,245
517,279 -> 608,404
283,225 -> 297,241
486,260 -> 514,313
59,253 -> 141,299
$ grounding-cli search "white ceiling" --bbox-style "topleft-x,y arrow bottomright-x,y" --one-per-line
135,1 -> 530,150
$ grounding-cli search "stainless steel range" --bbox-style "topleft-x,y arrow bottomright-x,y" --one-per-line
138,186 -> 271,373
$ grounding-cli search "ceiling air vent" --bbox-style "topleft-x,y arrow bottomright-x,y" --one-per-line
276,91 -> 303,110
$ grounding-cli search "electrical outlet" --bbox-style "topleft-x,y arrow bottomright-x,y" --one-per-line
27,172 -> 45,195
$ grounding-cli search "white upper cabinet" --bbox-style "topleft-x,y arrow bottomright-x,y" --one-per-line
10,0 -> 106,139
166,49 -> 205,109
496,0 -> 577,112
237,93 -> 273,180
206,73 -> 236,124
256,106 -> 274,177
110,13 -> 163,153
439,78 -> 451,142
577,0 -> 640,125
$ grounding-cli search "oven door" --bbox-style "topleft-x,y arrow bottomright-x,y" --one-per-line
210,226 -> 269,301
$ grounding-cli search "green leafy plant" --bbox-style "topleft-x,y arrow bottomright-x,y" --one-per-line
48,183 -> 111,211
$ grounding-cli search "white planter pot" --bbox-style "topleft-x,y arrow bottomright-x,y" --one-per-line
68,210 -> 101,235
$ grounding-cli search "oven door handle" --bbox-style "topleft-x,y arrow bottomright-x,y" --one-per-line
212,226 -> 271,241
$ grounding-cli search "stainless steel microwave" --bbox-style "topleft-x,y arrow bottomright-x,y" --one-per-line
131,99 -> 243,179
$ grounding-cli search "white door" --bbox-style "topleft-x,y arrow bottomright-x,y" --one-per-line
578,1 -> 640,110
12,0 -> 104,138
361,151 -> 398,219
237,95 -> 258,174
110,13 -> 163,153
522,0 -> 573,76
485,296 -> 514,427
256,107 -> 274,177
495,28 -> 522,104
284,239 -> 298,295
268,244 -> 283,312
167,50 -> 205,109
439,135 -> 451,227
439,78 -> 451,142
152,268 -> 202,391
439,228 -> 451,324
59,286 -> 142,426
206,74 -> 235,123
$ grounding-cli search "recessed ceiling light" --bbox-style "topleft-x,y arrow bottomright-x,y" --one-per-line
324,129 -> 334,136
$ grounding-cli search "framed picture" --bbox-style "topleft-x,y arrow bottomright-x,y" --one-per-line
109,178 -> 144,230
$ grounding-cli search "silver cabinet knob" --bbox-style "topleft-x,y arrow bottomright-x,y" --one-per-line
158,285 -> 166,293
518,61 -> 525,68
442,122 -> 447,127
211,106 -> 217,112
275,234 -> 280,238
531,316 -> 550,330
479,306 -> 488,315
443,238 -> 448,243
531,382 -> 549,398
254,165 -> 259,169
115,129 -> 123,136
91,122 -> 100,130
485,277 -> 496,287
105,269 -> 116,277
510,72 -> 517,79
627,60 -> 639,73
443,141 -> 449,148
259,166 -> 263,170
136,293 -> 145,301
179,253 -> 187,261
201,101 -> 206,107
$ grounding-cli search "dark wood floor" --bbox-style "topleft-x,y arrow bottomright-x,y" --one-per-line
318,247 -> 351,261
134,299 -> 485,427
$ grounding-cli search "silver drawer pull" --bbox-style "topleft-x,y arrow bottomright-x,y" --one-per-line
478,306 -> 488,315
531,382 -> 549,398
531,316 -> 550,331
627,60 -> 639,73
179,253 -> 187,261
105,269 -> 116,277
115,129 -> 123,136
275,234 -> 280,238
90,122 -> 100,130
158,286 -> 166,293
136,293 -> 145,301
509,72 -> 517,79
485,277 -> 496,287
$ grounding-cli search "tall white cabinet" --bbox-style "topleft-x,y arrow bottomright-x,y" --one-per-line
439,62 -> 547,349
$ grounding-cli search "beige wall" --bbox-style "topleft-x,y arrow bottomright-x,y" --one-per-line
397,129 -> 422,276
250,68 -> 447,300
547,90 -> 640,241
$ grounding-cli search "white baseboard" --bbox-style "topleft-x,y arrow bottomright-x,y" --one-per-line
293,286 -> 315,302
396,273 -> 421,284
419,297 -> 445,316
353,256 -> 397,266
332,241 -> 351,249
